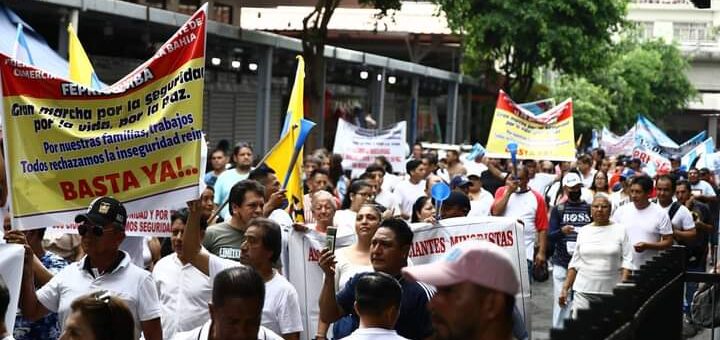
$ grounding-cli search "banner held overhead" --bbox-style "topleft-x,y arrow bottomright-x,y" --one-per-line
0,5 -> 208,234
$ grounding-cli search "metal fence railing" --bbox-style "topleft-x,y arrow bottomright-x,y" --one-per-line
550,246 -> 689,340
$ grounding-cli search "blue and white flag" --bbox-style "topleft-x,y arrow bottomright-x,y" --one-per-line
12,23 -> 34,65
681,137 -> 715,169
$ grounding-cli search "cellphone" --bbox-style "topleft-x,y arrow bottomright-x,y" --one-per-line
326,227 -> 337,253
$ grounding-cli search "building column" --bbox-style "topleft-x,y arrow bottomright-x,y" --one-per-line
376,68 -> 386,128
57,9 -> 79,58
409,76 -> 419,144
255,46 -> 273,154
445,81 -> 459,144
709,114 -> 718,148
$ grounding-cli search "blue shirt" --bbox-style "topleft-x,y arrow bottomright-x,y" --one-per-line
333,273 -> 434,339
548,200 -> 591,268
14,251 -> 68,340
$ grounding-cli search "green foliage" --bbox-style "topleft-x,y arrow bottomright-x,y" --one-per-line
551,76 -> 614,140
589,39 -> 697,130
435,0 -> 627,101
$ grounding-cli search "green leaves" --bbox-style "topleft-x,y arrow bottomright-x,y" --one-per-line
435,0 -> 628,101
551,76 -> 614,140
588,39 -> 697,131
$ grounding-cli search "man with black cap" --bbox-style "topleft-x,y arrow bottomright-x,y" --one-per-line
440,191 -> 472,219
12,197 -> 162,340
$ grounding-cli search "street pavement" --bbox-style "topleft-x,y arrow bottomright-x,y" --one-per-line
530,278 -> 553,340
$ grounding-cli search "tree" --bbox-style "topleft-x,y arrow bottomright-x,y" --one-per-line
301,0 -> 401,148
550,75 -> 614,141
434,0 -> 627,101
590,39 -> 697,130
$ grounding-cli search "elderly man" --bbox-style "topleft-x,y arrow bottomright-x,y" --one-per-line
318,218 -> 433,339
10,197 -> 162,340
403,240 -> 521,340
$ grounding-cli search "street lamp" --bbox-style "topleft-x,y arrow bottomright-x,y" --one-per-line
360,71 -> 369,80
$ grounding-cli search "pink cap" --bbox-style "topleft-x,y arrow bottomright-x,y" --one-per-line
402,240 -> 519,296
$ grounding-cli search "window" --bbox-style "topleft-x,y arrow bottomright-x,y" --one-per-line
637,21 -> 654,40
213,3 -> 233,24
178,0 -> 199,15
144,0 -> 165,9
631,0 -> 692,4
673,22 -> 713,42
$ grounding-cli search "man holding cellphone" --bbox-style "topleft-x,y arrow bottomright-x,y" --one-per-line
317,218 -> 433,339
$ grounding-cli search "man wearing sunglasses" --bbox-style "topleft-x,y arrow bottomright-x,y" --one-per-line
12,197 -> 162,340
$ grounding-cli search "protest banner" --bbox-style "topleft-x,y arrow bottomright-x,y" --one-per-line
681,137 -> 715,169
635,115 -> 706,158
486,90 -> 575,162
286,229 -> 356,340
0,6 -> 207,234
332,119 -> 407,177
409,216 -> 531,333
600,127 -> 635,156
632,145 -> 671,177
0,244 -> 24,333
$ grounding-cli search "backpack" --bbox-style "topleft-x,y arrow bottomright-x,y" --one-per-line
692,283 -> 720,328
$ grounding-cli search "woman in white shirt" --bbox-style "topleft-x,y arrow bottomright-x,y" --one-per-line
317,204 -> 381,339
333,180 -> 374,232
559,193 -> 633,319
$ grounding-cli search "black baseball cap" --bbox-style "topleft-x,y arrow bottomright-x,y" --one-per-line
75,197 -> 128,229
443,191 -> 471,211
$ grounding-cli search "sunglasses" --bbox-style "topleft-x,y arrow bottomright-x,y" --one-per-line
77,224 -> 114,237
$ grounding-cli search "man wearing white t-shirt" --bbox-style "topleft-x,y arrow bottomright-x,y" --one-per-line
655,175 -> 696,243
394,160 -> 427,220
467,172 -> 493,217
491,168 -> 548,277
612,176 -> 673,271
366,164 -> 400,214
689,168 -> 717,206
182,203 -> 303,339
171,266 -> 283,340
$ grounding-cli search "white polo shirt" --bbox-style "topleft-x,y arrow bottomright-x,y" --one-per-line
36,251 -> 161,339
152,251 -> 213,339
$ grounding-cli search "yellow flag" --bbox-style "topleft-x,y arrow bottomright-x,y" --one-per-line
265,128 -> 296,206
68,24 -> 100,88
273,56 -> 306,222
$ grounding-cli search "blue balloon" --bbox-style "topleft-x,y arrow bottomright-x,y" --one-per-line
507,141 -> 518,154
430,182 -> 451,202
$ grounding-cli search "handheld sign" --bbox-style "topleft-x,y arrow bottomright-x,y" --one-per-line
466,143 -> 486,161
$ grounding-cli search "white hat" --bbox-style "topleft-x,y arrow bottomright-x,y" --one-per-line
562,173 -> 583,188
